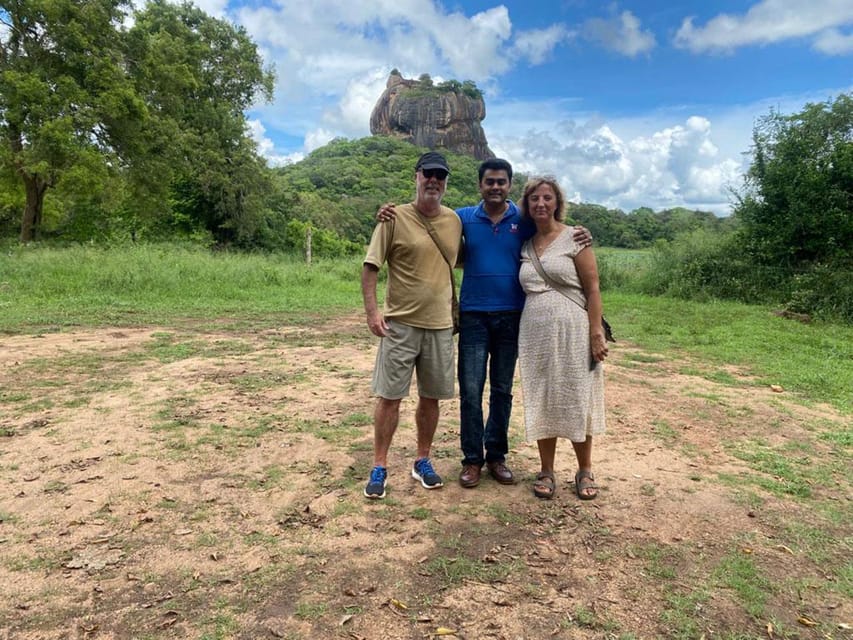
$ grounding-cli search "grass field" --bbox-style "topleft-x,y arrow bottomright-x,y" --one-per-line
2,243 -> 850,413
0,243 -> 850,639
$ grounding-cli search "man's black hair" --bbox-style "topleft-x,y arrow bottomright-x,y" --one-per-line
478,158 -> 513,182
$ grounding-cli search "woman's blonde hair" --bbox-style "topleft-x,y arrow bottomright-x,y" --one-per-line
520,176 -> 565,222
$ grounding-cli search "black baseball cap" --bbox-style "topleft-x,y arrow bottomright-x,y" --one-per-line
415,151 -> 450,174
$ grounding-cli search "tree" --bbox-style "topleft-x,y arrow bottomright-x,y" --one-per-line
1,0 -> 143,241
0,0 -> 274,243
735,94 -> 852,270
126,0 -> 273,245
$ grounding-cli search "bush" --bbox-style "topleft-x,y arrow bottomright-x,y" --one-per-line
786,263 -> 853,323
636,229 -> 852,323
283,219 -> 361,258
639,229 -> 788,303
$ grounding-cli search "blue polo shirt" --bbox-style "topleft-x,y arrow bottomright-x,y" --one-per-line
457,201 -> 536,312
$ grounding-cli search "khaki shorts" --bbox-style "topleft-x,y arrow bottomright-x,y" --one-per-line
371,320 -> 455,400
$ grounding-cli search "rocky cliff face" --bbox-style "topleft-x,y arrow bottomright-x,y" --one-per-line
369,71 -> 494,160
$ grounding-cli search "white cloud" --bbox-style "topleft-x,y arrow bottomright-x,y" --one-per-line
323,69 -> 391,137
813,27 -> 853,54
488,105 -> 743,214
228,1 -> 846,217
582,10 -> 656,57
674,0 -> 853,53
192,0 -> 229,18
236,1 -> 517,89
486,86 -> 850,214
512,24 -> 574,65
428,6 -> 514,80
235,0 -> 524,157
305,128 -> 337,153
247,119 -> 301,166
234,1 -> 590,160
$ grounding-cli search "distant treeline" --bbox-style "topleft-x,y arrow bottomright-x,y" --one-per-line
567,203 -> 731,248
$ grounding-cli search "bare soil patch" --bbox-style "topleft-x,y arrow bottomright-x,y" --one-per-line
0,315 -> 849,640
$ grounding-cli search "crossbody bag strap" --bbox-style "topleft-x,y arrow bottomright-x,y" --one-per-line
527,242 -> 587,311
419,213 -> 458,304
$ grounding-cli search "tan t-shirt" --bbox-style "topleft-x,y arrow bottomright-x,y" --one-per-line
364,203 -> 462,329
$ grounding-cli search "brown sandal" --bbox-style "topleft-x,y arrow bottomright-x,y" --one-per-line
574,470 -> 598,500
533,471 -> 556,499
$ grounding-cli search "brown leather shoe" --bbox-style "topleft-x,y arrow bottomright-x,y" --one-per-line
487,461 -> 515,485
459,464 -> 482,488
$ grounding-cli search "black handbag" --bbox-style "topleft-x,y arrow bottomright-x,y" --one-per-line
601,316 -> 615,343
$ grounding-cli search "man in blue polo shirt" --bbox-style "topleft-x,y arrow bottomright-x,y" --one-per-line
380,158 -> 590,488
455,158 -> 527,487
455,159 -> 591,488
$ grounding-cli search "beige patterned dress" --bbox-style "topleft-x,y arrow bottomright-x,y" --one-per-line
518,227 -> 606,443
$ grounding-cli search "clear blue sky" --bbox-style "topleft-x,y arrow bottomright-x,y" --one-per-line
191,0 -> 852,215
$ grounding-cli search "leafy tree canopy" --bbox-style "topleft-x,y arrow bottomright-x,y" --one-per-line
643,93 -> 851,321
270,136 -> 487,244
735,93 -> 852,270
0,0 -> 273,242
402,74 -> 484,100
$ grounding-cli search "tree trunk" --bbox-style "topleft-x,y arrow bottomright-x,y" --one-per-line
20,173 -> 48,243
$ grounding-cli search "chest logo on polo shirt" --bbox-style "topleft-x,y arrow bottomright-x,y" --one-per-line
510,224 -> 518,233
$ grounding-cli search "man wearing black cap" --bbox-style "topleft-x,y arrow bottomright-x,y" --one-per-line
361,151 -> 462,499
377,158 -> 591,490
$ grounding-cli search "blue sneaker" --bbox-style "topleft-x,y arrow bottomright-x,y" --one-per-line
364,466 -> 387,499
412,458 -> 443,489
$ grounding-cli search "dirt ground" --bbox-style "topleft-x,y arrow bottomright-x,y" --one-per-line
0,314 -> 850,640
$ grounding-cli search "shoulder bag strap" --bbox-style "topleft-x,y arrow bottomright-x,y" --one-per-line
526,241 -> 587,311
527,242 -> 616,343
418,212 -> 458,311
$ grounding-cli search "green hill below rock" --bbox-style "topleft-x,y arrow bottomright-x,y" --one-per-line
270,136 -> 726,254
271,136 -> 526,247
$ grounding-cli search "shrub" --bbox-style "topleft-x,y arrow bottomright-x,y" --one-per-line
283,219 -> 361,258
639,229 -> 787,303
786,263 -> 853,322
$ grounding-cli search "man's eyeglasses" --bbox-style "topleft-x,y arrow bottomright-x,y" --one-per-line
421,169 -> 448,181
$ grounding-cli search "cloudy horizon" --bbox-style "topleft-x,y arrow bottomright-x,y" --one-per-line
188,0 -> 851,216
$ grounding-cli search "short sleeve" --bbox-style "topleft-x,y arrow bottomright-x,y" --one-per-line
364,220 -> 395,268
565,226 -> 583,258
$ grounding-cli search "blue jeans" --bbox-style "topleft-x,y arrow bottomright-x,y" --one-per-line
458,311 -> 521,467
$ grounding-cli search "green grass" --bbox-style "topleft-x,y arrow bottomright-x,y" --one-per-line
0,243 -> 362,329
294,601 -> 327,620
423,553 -> 516,586
247,465 -> 286,490
199,601 -> 240,640
713,552 -> 770,618
484,502 -> 525,525
725,435 -> 851,501
660,588 -> 709,640
605,291 -> 853,413
2,245 -> 851,412
410,507 -> 431,520
630,543 -> 681,580
292,418 -> 363,443
561,604 -> 620,632
651,419 -> 679,446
